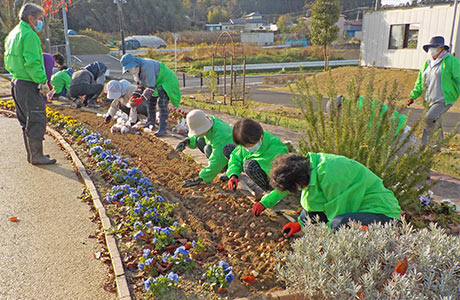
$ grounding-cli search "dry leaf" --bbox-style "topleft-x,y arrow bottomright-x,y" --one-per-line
393,257 -> 408,276
9,216 -> 18,222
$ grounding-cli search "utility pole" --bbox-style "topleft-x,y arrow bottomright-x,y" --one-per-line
62,2 -> 72,67
44,17 -> 51,53
117,0 -> 126,55
375,0 -> 380,11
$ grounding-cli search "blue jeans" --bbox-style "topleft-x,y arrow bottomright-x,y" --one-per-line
299,210 -> 395,231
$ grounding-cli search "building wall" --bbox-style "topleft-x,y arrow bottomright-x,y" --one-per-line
241,32 -> 274,46
361,4 -> 460,70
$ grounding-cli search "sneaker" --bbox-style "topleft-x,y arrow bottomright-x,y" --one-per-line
57,96 -> 70,101
71,99 -> 82,109
219,174 -> 229,182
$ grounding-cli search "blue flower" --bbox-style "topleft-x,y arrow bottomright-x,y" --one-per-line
145,258 -> 154,266
167,272 -> 179,283
157,196 -> 164,202
145,221 -> 153,228
144,278 -> 152,290
174,246 -> 189,256
162,253 -> 170,263
143,248 -> 151,258
192,241 -> 197,248
218,261 -> 229,269
160,228 -> 171,235
138,263 -> 145,271
152,238 -> 157,245
133,221 -> 141,230
173,221 -> 179,227
224,266 -> 233,274
133,207 -> 141,215
420,195 -> 430,206
225,272 -> 234,283
153,226 -> 162,232
134,230 -> 143,240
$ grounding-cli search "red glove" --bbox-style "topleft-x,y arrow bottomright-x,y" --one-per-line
282,222 -> 301,237
407,98 -> 414,106
252,202 -> 265,216
129,96 -> 143,107
227,176 -> 238,191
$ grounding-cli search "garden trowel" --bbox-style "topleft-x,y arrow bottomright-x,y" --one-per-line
166,149 -> 180,160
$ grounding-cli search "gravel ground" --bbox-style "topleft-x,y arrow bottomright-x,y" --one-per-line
0,116 -> 116,300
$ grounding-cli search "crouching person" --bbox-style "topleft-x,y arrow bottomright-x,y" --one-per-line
120,54 -> 181,136
175,110 -> 235,187
225,119 -> 289,213
269,153 -> 401,237
50,67 -> 73,100
104,79 -> 148,125
68,61 -> 107,108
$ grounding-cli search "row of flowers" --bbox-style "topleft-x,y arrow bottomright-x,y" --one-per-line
44,105 -> 234,296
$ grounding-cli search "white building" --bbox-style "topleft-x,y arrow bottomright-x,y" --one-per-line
361,4 -> 460,70
241,31 -> 274,46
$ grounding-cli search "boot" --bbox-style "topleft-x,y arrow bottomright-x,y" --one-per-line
28,138 -> 56,165
23,131 -> 49,163
154,117 -> 168,137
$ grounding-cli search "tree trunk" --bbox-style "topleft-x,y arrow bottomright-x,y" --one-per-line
323,44 -> 328,71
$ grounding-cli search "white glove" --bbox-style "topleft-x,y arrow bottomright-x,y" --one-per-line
39,84 -> 50,95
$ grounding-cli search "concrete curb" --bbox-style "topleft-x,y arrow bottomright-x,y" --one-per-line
46,127 -> 132,300
0,109 -> 132,300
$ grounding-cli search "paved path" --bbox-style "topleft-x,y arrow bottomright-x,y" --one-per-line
0,116 -> 116,300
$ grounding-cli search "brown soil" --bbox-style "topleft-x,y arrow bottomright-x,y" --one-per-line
52,105 -> 293,296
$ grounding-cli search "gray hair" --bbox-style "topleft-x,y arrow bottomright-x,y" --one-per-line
19,3 -> 45,22
326,95 -> 344,114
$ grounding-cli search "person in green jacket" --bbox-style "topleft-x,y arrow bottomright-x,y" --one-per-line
174,110 -> 235,187
50,68 -> 73,100
224,119 -> 289,214
269,153 -> 401,236
4,3 -> 56,165
120,54 -> 181,137
408,36 -> 460,146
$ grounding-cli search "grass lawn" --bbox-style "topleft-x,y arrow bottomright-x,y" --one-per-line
260,66 -> 460,112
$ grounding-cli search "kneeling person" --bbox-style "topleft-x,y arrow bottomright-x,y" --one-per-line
175,110 -> 235,186
104,80 -> 148,125
270,153 -> 401,236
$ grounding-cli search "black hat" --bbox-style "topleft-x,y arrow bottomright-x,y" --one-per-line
423,36 -> 449,53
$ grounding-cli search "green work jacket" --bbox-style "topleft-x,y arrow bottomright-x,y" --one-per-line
410,54 -> 460,105
187,116 -> 234,182
50,70 -> 71,94
4,21 -> 47,84
157,63 -> 181,108
298,153 -> 401,227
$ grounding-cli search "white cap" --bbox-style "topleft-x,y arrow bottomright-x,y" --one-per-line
186,109 -> 213,137
106,80 -> 122,100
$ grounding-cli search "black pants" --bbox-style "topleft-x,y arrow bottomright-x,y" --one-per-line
11,80 -> 47,140
223,143 -> 271,191
68,83 -> 103,105
146,87 -> 169,127
119,101 -> 148,119
196,137 -> 213,158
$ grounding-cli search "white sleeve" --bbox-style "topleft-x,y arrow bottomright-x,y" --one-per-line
107,98 -> 120,117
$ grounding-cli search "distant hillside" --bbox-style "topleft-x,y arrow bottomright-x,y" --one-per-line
69,35 -> 109,55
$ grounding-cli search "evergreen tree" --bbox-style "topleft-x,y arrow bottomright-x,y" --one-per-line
310,0 -> 341,71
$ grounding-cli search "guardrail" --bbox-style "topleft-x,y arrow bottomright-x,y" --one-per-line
203,59 -> 359,72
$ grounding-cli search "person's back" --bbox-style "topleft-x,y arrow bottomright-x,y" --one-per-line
70,69 -> 93,87
51,69 -> 72,96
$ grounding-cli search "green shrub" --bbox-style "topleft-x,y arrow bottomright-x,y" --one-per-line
276,220 -> 460,299
290,69 -> 457,212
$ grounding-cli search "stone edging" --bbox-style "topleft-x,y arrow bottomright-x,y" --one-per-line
0,109 -> 131,300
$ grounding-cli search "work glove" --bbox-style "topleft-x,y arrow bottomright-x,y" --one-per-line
227,175 -> 238,191
39,83 -> 50,95
104,115 -> 112,123
252,202 -> 265,216
407,98 -> 414,106
282,222 -> 301,238
175,139 -> 190,152
129,96 -> 143,108
183,176 -> 203,187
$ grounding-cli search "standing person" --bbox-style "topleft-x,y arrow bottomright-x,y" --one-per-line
68,61 -> 107,108
174,110 -> 235,187
104,79 -> 148,125
408,36 -> 460,146
4,3 -> 56,165
224,119 -> 289,213
120,54 -> 181,137
269,153 -> 401,236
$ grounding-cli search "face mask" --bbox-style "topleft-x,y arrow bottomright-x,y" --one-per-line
428,47 -> 440,58
34,20 -> 43,32
245,142 -> 261,152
